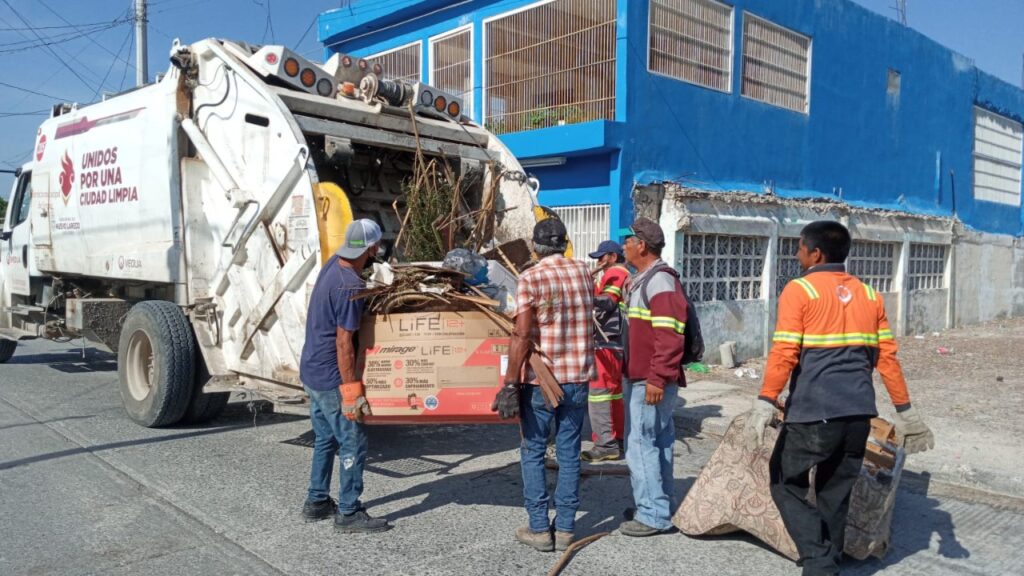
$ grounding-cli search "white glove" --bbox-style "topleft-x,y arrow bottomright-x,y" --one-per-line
743,398 -> 778,452
893,406 -> 934,454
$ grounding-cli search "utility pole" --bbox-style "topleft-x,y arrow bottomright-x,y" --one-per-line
895,0 -> 908,26
134,0 -> 148,86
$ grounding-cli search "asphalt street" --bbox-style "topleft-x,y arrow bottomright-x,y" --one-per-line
2,338 -> 1023,575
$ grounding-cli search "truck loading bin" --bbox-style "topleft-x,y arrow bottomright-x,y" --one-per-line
0,37 -> 551,427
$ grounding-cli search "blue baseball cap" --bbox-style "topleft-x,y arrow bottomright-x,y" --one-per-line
336,219 -> 383,259
588,240 -> 623,259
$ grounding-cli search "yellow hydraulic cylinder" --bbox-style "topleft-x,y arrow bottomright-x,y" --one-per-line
314,182 -> 354,265
532,205 -> 574,259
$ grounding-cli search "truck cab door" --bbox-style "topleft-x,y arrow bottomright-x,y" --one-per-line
1,170 -> 33,297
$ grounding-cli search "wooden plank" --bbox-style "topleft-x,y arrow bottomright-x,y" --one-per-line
295,114 -> 498,164
273,87 -> 490,147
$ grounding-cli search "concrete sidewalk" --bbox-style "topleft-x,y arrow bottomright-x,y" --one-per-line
672,378 -> 1024,510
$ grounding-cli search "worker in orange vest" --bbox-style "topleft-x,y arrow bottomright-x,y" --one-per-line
583,240 -> 629,461
744,220 -> 934,576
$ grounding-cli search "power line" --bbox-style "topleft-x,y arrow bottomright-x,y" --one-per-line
261,0 -> 276,44
0,0 -> 100,93
0,109 -> 50,118
293,14 -> 317,51
119,22 -> 135,92
91,25 -> 135,102
0,21 -> 122,48
0,19 -> 125,31
0,13 -> 104,87
0,80 -> 70,101
34,0 -> 137,72
0,23 -> 125,54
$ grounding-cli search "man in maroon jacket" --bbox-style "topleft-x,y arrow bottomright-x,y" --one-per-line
619,218 -> 689,537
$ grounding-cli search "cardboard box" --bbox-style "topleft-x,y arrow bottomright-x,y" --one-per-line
357,311 -> 510,424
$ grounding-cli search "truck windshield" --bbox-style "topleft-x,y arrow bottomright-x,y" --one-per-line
12,172 -> 31,226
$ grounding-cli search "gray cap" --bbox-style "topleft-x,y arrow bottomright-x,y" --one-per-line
336,219 -> 383,259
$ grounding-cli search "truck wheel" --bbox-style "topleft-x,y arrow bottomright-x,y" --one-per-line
117,301 -> 196,427
0,340 -> 15,363
181,354 -> 230,424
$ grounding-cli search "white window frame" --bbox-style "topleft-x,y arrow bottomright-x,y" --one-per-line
550,203 -> 611,265
428,24 -> 475,119
646,0 -> 735,94
972,106 -> 1023,207
481,0 -> 617,130
481,0 -> 555,126
740,11 -> 812,115
364,40 -> 423,82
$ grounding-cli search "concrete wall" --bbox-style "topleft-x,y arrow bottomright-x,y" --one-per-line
658,186 -> 967,362
953,231 -> 1024,326
694,300 -> 766,365
907,290 -> 949,335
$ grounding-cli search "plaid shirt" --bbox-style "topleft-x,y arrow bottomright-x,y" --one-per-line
515,254 -> 597,385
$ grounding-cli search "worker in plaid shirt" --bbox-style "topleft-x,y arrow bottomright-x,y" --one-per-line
494,218 -> 596,553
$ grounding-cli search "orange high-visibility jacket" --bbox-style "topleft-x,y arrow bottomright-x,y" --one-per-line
759,263 -> 912,423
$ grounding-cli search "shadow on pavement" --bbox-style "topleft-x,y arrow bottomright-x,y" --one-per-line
6,348 -> 117,373
0,401 -> 304,471
845,471 -> 970,575
0,414 -> 96,431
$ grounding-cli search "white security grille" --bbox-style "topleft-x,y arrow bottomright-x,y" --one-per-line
908,244 -> 948,290
367,42 -> 421,83
973,107 -> 1023,206
551,204 -> 610,264
847,241 -> 898,293
484,0 -> 617,134
741,14 -> 810,113
648,0 -> 732,92
431,28 -> 473,118
775,236 -> 802,295
678,234 -> 767,302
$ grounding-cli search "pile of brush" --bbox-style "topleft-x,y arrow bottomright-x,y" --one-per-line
354,264 -> 499,315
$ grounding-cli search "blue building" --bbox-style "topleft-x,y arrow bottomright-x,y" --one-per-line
319,0 -> 1024,358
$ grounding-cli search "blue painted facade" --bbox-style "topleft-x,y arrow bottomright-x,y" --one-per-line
319,0 -> 1024,236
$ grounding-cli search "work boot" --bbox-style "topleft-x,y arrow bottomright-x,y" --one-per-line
581,446 -> 621,462
515,527 -> 554,552
301,497 -> 337,522
334,508 -> 392,534
554,530 -> 574,551
619,519 -> 672,537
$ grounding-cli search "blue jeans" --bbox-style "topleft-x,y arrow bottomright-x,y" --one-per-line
624,380 -> 678,530
519,383 -> 588,533
305,385 -> 368,514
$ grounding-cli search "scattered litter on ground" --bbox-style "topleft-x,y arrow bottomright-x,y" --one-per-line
936,346 -> 954,356
686,362 -> 710,374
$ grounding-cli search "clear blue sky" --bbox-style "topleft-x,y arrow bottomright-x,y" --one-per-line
2,0 -> 1022,197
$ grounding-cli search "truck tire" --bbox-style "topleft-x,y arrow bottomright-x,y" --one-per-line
0,340 -> 15,363
117,301 -> 196,427
181,354 -> 230,424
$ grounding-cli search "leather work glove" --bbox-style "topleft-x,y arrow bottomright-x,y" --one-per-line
491,382 -> 521,420
341,381 -> 372,423
893,406 -> 935,454
743,398 -> 778,452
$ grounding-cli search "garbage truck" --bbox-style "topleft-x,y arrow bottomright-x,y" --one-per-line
0,38 -> 545,427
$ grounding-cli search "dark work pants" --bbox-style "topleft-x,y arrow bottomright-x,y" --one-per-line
769,416 -> 871,576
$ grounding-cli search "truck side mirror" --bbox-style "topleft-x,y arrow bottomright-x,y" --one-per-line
0,231 -> 11,241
